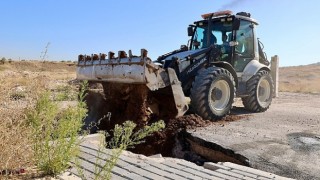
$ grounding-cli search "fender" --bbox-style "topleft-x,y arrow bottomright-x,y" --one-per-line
241,59 -> 270,82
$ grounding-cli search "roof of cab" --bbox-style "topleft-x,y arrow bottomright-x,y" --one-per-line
195,11 -> 259,25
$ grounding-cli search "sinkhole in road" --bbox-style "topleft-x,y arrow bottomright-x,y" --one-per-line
124,112 -> 251,167
129,128 -> 250,167
84,86 -> 250,167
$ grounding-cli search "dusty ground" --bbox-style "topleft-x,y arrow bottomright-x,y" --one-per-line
189,92 -> 320,179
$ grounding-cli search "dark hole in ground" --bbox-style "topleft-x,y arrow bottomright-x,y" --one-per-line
83,83 -> 251,166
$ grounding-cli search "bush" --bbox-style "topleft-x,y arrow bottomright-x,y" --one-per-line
0,57 -> 6,64
26,82 -> 88,175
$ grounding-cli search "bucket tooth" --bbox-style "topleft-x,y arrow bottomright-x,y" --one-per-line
100,53 -> 106,60
108,51 -> 115,59
85,55 -> 91,61
118,50 -> 127,59
93,54 -> 99,60
128,50 -> 133,58
78,54 -> 84,61
141,49 -> 148,58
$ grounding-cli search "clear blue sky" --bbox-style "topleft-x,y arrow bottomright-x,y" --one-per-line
0,0 -> 319,67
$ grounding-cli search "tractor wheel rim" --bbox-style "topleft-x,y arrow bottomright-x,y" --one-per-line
210,80 -> 230,111
258,77 -> 271,107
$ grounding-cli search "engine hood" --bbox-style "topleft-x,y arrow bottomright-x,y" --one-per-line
163,49 -> 204,61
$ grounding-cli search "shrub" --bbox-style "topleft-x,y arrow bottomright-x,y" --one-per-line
0,57 -> 6,64
26,82 -> 88,175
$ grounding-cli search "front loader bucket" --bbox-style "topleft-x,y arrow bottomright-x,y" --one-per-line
76,49 -> 188,119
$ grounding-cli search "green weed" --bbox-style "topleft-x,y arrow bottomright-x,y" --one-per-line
26,81 -> 88,175
54,85 -> 77,101
93,120 -> 165,180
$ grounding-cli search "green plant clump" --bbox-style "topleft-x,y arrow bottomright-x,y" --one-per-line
26,82 -> 88,175
91,120 -> 165,180
55,85 -> 77,101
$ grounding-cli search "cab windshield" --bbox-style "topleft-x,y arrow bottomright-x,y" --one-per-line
191,20 -> 233,50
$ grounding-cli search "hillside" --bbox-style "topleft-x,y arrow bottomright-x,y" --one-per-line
279,63 -> 320,93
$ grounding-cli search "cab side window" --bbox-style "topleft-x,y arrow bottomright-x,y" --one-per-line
236,21 -> 254,57
234,21 -> 254,72
192,27 -> 205,49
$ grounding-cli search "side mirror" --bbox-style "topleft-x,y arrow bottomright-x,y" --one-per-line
188,26 -> 194,36
232,18 -> 240,30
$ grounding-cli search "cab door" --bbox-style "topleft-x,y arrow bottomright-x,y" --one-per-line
233,20 -> 258,72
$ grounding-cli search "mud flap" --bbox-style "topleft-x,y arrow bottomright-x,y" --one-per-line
167,68 -> 189,117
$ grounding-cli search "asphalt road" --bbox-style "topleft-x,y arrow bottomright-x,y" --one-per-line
188,92 -> 320,180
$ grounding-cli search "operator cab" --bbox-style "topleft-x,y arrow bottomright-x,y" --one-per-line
188,11 -> 264,72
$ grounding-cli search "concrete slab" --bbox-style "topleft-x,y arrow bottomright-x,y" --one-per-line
59,133 -> 294,180
188,92 -> 320,179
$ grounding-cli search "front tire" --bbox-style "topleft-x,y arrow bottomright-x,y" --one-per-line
242,70 -> 274,112
190,67 -> 235,120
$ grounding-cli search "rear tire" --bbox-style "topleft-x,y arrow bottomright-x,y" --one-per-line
242,70 -> 273,112
190,67 -> 235,120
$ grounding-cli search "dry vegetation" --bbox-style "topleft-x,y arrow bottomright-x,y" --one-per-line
0,60 -> 76,177
279,63 -> 320,94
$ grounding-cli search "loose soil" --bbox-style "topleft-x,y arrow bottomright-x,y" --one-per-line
84,84 -> 249,157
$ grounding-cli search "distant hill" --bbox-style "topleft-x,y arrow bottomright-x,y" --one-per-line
309,62 -> 320,66
279,63 -> 320,93
0,60 -> 318,94
0,60 -> 76,72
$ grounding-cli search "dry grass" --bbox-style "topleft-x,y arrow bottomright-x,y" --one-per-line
0,100 -> 33,173
0,60 -> 76,177
0,78 -> 41,173
279,64 -> 320,94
